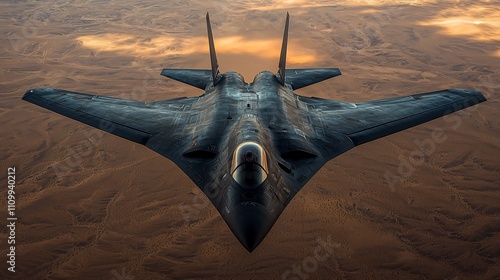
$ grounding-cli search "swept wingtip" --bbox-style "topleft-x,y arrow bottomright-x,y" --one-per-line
449,88 -> 487,103
22,88 -> 42,100
470,89 -> 487,102
22,89 -> 33,100
22,88 -> 54,101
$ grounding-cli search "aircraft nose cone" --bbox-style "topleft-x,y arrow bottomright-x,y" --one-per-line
225,203 -> 275,252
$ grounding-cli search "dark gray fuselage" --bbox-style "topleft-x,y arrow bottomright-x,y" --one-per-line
182,70 -> 313,250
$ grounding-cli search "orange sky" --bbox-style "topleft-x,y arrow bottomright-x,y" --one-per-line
77,34 -> 317,63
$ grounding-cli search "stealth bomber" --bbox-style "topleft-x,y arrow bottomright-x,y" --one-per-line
22,13 -> 486,251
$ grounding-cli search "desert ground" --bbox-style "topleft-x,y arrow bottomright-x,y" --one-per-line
1,0 -> 499,279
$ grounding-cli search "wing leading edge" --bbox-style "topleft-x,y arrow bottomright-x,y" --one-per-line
303,88 -> 486,147
22,87 -> 196,149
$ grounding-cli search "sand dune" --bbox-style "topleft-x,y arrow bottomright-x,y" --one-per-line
1,0 -> 499,279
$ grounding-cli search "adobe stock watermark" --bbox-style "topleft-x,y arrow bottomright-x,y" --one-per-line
384,92 -> 490,192
51,120 -> 110,179
110,266 -> 135,280
179,182 -> 222,224
179,188 -> 209,224
337,5 -> 398,66
282,235 -> 340,280
7,5 -> 52,53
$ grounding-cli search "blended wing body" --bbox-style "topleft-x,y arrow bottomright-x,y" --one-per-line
22,13 -> 486,252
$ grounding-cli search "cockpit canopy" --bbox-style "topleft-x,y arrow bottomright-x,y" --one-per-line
230,142 -> 268,188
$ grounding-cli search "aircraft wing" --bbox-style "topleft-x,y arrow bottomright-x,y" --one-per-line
22,88 -> 214,184
302,88 -> 486,147
22,88 -> 197,143
275,88 -> 486,197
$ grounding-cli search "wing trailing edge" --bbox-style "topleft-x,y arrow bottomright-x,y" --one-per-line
347,89 -> 487,146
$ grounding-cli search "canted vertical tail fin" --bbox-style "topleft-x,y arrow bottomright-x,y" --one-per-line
206,12 -> 220,85
160,13 -> 221,89
277,12 -> 290,85
275,12 -> 342,90
161,13 -> 341,91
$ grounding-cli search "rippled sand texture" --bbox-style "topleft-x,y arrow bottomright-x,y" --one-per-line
1,0 -> 499,279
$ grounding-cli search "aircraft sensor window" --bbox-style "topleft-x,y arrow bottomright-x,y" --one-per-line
230,142 -> 268,188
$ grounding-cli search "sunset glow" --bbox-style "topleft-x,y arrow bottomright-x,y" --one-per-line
77,34 -> 317,63
419,5 -> 500,41
249,0 -> 439,10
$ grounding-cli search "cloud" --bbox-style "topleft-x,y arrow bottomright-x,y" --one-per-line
77,34 -> 317,63
248,0 -> 438,11
418,5 -> 500,42
77,34 -> 206,57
